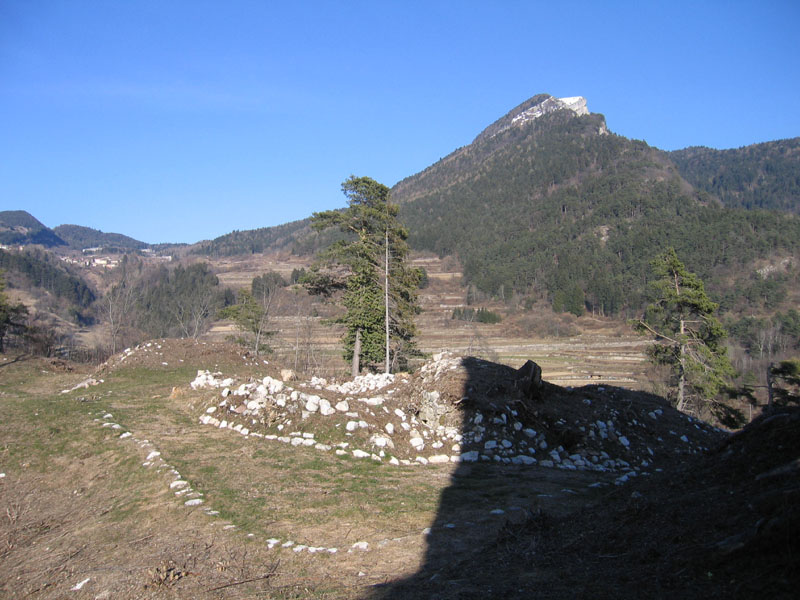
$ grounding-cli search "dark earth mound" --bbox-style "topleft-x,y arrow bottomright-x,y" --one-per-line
373,407 -> 800,599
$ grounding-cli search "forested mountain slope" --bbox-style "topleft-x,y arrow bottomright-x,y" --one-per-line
392,94 -> 800,315
191,219 -> 312,257
0,210 -> 66,248
53,224 -> 149,251
669,138 -> 800,213
0,248 -> 95,311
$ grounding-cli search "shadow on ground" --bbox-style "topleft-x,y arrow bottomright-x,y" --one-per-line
366,355 -> 800,600
366,356 -> 583,599
0,353 -> 28,369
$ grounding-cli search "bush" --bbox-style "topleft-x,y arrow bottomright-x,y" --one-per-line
451,307 -> 502,323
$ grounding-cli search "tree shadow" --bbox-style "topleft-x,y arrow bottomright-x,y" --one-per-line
0,353 -> 29,370
367,355 -> 585,599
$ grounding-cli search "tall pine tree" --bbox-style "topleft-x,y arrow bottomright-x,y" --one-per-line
306,176 -> 421,374
636,248 -> 735,413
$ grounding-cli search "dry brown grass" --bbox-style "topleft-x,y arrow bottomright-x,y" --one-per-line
0,348 -> 610,599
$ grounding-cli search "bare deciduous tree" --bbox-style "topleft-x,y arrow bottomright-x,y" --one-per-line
101,272 -> 137,354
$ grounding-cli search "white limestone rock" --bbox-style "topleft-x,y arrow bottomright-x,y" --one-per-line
304,395 -> 320,412
460,450 -> 479,462
370,435 -> 394,449
428,455 -> 450,464
319,399 -> 336,416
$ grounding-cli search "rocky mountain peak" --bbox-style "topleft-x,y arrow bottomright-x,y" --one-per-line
474,94 -> 593,143
509,95 -> 588,128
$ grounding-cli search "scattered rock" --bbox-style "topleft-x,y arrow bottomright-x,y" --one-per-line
193,352 -> 723,475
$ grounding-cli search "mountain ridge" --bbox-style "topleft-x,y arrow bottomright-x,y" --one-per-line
53,224 -> 149,251
0,210 -> 66,248
391,94 -> 800,314
473,93 -> 593,144
669,137 -> 800,213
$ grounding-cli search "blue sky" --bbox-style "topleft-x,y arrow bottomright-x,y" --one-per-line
1,1 -> 798,244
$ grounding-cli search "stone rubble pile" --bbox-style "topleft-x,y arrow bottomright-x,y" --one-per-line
77,346 -> 532,560
190,370 -> 235,390
192,352 -> 723,482
87,405 -> 564,562
77,347 -> 728,564
117,342 -> 168,365
308,371 -> 396,395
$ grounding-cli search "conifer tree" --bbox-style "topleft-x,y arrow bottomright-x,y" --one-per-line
636,248 -> 735,412
306,176 -> 421,374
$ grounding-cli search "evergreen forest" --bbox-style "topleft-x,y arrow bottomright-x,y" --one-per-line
53,224 -> 149,251
392,105 -> 800,318
670,138 -> 800,213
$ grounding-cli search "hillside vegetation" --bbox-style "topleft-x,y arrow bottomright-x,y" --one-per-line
670,137 -> 800,213
0,210 -> 66,247
0,248 -> 95,310
190,219 -> 312,257
53,224 -> 149,251
392,96 -> 800,317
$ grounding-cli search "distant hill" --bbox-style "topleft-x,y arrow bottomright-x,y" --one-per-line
0,210 -> 66,248
190,218 -> 320,257
53,224 -> 149,251
391,94 -> 800,315
0,247 -> 95,310
669,138 -> 800,213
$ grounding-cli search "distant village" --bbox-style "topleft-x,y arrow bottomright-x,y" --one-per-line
0,242 -> 172,270
57,247 -> 172,269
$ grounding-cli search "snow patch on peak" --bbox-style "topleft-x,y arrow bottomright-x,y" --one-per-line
509,96 -> 588,129
558,96 -> 589,115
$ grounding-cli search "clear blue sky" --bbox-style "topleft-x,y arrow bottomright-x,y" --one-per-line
1,1 -> 798,244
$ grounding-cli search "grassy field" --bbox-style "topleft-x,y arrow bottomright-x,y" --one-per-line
0,349 -> 605,598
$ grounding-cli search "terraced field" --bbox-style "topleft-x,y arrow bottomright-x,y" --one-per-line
205,253 -> 652,389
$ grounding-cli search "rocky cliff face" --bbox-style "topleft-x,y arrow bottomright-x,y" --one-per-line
509,95 -> 588,128
473,94 -> 593,143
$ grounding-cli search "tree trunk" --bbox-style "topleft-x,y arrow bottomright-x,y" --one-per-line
385,228 -> 390,375
294,306 -> 300,373
677,318 -> 686,411
767,362 -> 775,412
352,328 -> 361,377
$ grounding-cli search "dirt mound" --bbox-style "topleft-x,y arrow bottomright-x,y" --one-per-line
389,407 -> 800,599
95,339 -> 269,375
546,406 -> 800,599
192,352 -> 723,479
